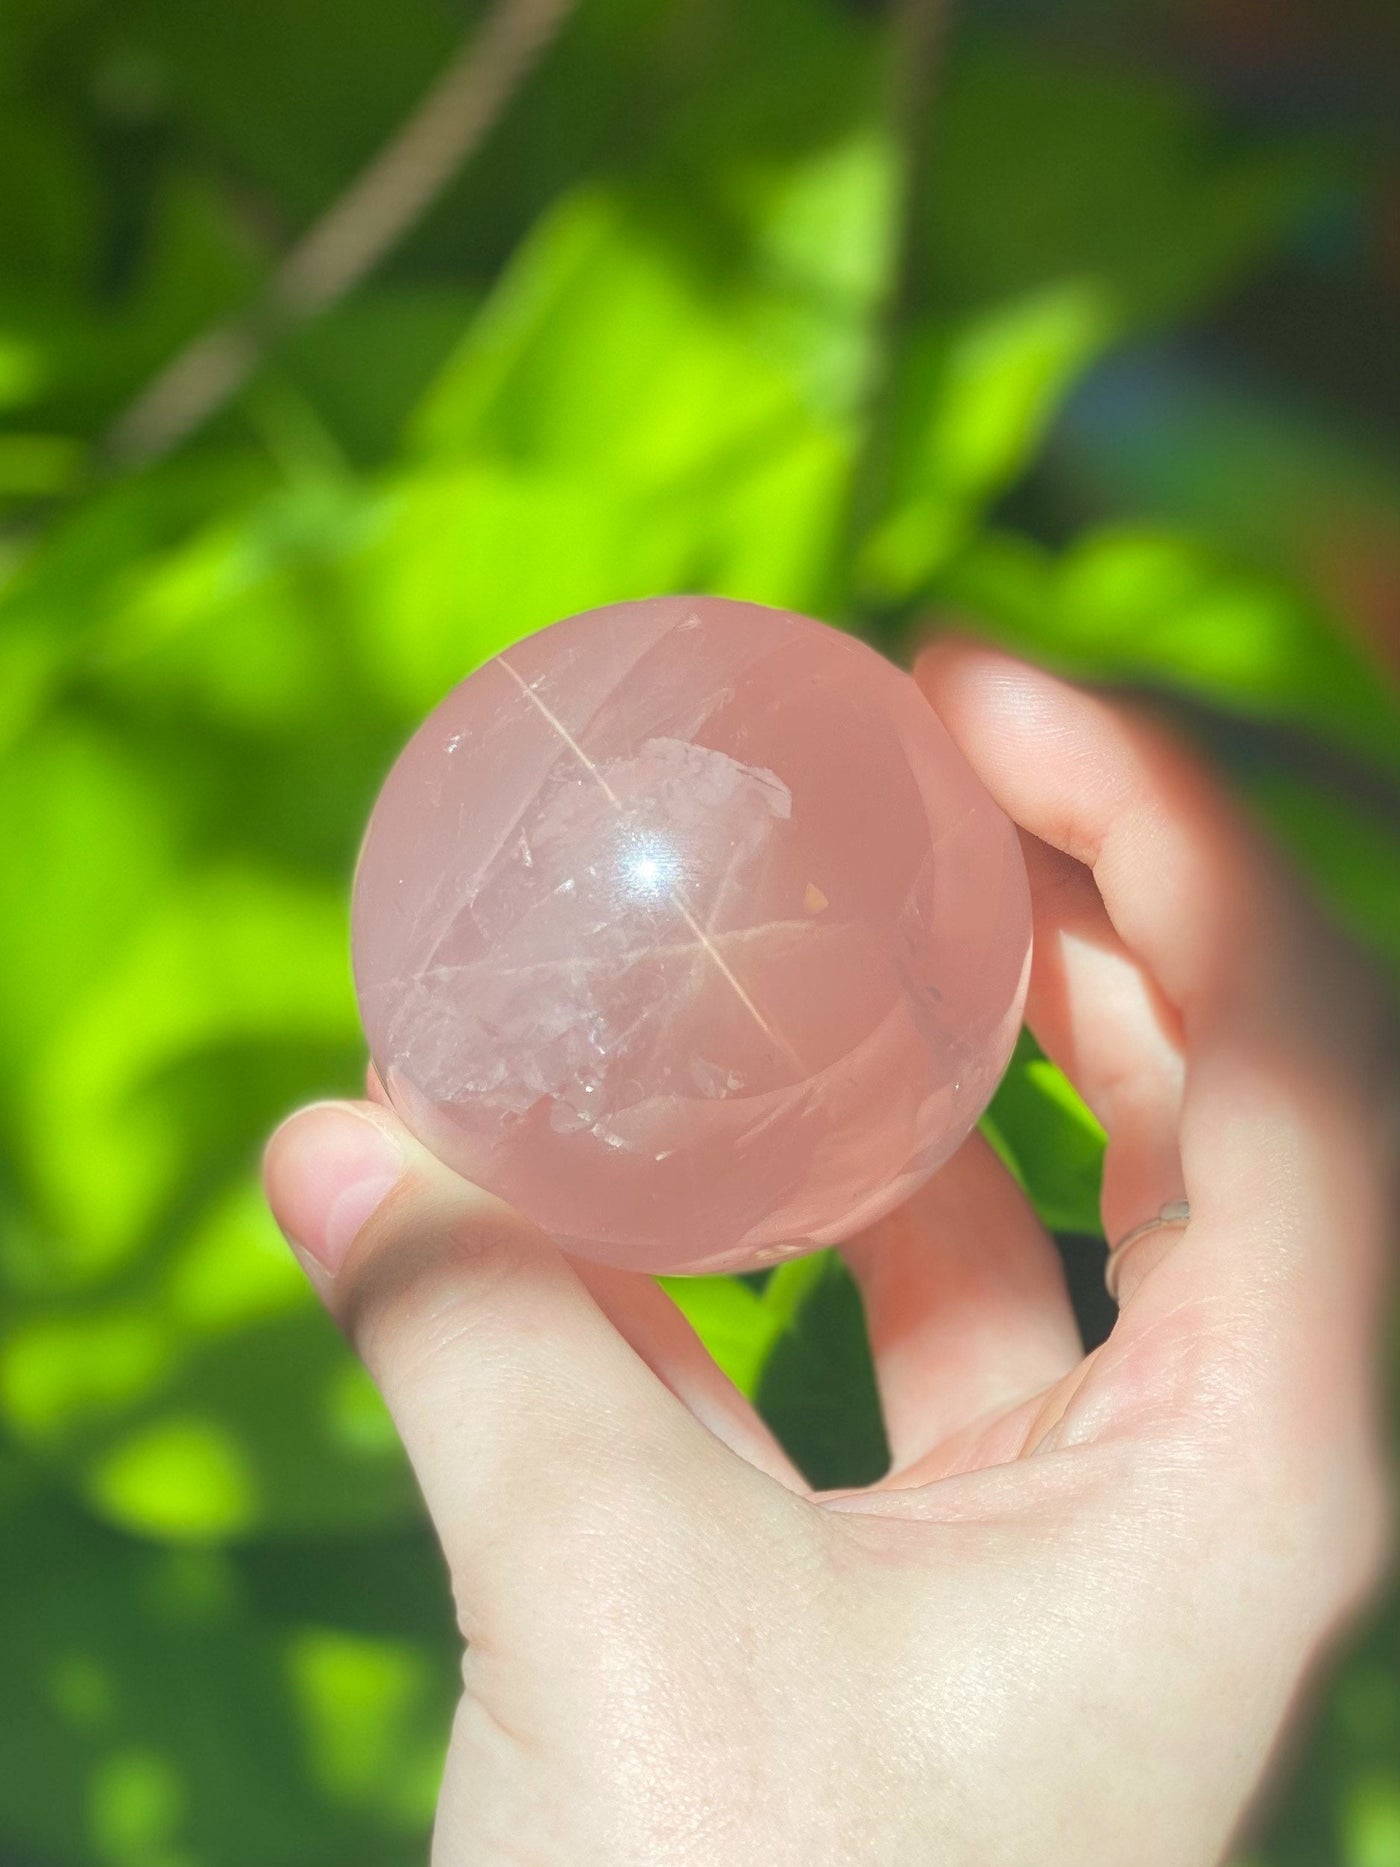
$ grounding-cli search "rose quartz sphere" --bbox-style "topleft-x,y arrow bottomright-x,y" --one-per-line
352,596 -> 1031,1274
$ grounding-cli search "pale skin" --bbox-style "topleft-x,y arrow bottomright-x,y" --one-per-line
265,641 -> 1397,1866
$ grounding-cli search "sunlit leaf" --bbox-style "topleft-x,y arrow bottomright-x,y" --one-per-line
730,128 -> 897,420
700,421 -> 853,616
350,460 -> 698,715
286,1629 -> 443,1821
0,723 -> 178,1084
862,282 -> 1115,597
19,869 -> 355,1287
0,1308 -> 175,1444
665,1250 -> 891,1485
164,1179 -> 309,1337
88,1747 -> 190,1867
983,1039 -> 1107,1239
0,331 -> 47,409
0,457 -> 276,749
659,1275 -> 778,1396
95,477 -> 377,732
87,1416 -> 260,1543
411,189 -> 799,475
1344,1771 -> 1400,1867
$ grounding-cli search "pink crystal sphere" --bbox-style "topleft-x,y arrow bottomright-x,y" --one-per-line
352,597 -> 1031,1274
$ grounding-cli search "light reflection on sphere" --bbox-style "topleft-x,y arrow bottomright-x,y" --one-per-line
353,596 -> 1031,1273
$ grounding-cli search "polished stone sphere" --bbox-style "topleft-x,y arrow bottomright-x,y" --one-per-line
352,596 -> 1031,1273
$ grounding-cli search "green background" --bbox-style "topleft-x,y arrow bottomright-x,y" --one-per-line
1,0 -> 1398,1861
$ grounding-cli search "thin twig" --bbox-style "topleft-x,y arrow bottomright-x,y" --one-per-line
843,0 -> 955,592
105,0 -> 580,466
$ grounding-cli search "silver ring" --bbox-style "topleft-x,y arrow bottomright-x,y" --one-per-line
1105,1199 -> 1191,1303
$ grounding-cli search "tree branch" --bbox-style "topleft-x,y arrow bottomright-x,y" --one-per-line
843,0 -> 955,599
105,0 -> 580,466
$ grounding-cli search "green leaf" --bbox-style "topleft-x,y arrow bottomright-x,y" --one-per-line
0,1485 -> 451,1865
410,188 -> 800,474
0,431 -> 85,497
862,282 -> 1115,597
25,174 -> 265,430
96,477 -> 379,734
77,1311 -> 418,1542
0,455 -> 276,749
983,1042 -> 1107,1239
1344,1772 -> 1400,1867
285,1626 -> 443,1822
124,0 -> 461,224
0,331 -> 48,411
753,1251 -> 889,1490
927,41 -> 1328,324
0,723 -> 178,1084
1,1307 -> 177,1447
18,869 -> 356,1289
727,127 -> 897,421
696,421 -> 852,616
0,104 -> 98,292
665,1251 -> 892,1488
349,460 -> 699,716
87,1416 -> 261,1543
272,289 -> 478,466
659,1275 -> 780,1396
1058,528 -> 1400,766
1,1224 -> 419,1543
938,525 -> 1400,775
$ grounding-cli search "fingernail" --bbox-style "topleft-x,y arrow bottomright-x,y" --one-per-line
263,1103 -> 404,1274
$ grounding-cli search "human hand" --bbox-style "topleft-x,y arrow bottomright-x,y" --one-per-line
264,641 -> 1397,1867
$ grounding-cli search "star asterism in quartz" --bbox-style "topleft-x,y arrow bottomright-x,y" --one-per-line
351,596 -> 1032,1274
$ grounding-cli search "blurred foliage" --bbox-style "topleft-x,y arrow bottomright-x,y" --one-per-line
1,0 -> 1398,1861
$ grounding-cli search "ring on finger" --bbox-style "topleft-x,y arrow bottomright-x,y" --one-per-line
1105,1199 -> 1191,1303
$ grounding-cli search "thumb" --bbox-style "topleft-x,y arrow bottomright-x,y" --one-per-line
263,1099 -> 703,1615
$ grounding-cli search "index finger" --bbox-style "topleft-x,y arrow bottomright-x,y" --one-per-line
916,639 -> 1396,1329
